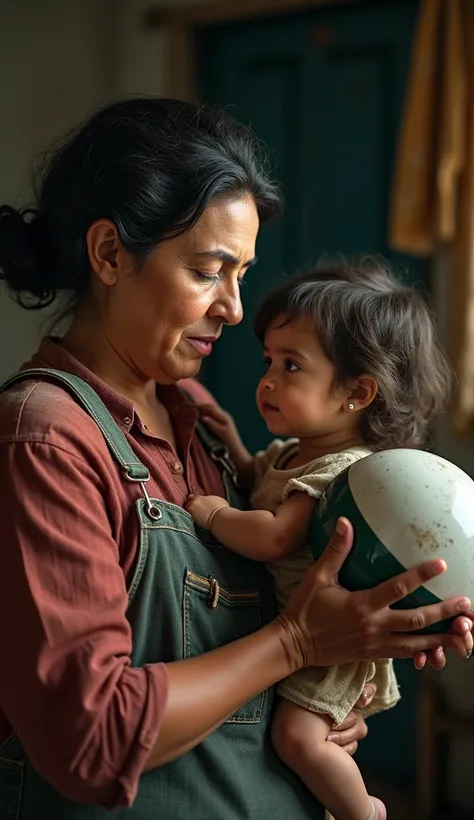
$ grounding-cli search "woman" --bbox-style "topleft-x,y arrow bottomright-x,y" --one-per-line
0,98 -> 471,820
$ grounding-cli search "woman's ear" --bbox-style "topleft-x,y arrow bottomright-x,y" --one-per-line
86,219 -> 134,286
346,375 -> 378,412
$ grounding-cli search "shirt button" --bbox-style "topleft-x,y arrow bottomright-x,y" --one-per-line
123,416 -> 131,426
171,461 -> 183,475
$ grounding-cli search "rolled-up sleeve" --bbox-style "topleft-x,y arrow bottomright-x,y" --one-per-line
0,439 -> 168,809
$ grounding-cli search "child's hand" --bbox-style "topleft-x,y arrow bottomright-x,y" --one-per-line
199,403 -> 251,470
186,494 -> 230,530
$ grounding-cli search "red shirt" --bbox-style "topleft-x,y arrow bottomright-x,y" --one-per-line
0,338 -> 225,808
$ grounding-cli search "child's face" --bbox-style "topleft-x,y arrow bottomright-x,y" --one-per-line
256,315 -> 350,438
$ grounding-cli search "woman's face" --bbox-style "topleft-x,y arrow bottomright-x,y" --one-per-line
89,195 -> 259,384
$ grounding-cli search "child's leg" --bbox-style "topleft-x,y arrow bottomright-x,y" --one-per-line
272,699 -> 386,820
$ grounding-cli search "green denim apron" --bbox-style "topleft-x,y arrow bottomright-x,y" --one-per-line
0,369 -> 321,820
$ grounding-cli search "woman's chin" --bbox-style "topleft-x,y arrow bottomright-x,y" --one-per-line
173,357 -> 203,382
152,353 -> 202,384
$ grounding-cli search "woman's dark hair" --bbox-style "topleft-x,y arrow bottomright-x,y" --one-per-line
0,98 -> 282,310
254,256 -> 451,450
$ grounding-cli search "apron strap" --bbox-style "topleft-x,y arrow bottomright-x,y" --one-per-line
196,420 -> 239,483
180,388 -> 239,484
0,369 -> 238,484
0,367 -> 150,482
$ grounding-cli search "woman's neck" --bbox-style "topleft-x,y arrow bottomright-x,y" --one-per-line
61,311 -> 157,409
60,312 -> 179,446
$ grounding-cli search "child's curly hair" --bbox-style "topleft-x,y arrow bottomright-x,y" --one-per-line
254,256 -> 451,450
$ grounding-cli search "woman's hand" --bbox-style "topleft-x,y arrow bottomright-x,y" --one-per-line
279,518 -> 473,669
413,612 -> 473,670
326,683 -> 376,755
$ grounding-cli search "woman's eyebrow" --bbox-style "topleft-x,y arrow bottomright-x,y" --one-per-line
195,249 -> 258,267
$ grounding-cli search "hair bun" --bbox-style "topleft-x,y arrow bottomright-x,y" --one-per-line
0,205 -> 54,307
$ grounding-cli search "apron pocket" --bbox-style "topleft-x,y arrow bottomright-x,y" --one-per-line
183,569 -> 265,723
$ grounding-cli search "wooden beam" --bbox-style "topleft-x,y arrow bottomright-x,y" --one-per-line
146,0 -> 360,100
146,0 -> 358,29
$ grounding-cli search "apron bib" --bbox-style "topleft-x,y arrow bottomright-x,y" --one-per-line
0,368 -> 322,819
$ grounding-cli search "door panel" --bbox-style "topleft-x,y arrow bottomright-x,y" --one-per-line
197,0 -> 421,784
198,0 -> 423,453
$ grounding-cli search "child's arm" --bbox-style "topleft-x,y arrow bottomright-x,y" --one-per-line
185,491 -> 316,561
199,403 -> 255,490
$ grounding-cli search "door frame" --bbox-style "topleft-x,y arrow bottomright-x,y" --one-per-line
146,0 -> 362,99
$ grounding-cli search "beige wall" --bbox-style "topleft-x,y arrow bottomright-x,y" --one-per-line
0,0 -> 202,378
0,0 -> 115,376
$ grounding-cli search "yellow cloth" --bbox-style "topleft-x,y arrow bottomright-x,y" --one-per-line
389,0 -> 474,434
251,440 -> 400,727
451,2 -> 474,435
389,0 -> 465,254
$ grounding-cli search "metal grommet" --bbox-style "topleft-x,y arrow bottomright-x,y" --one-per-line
147,503 -> 162,521
140,481 -> 162,521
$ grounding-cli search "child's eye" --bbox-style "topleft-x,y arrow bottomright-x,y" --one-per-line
285,359 -> 300,372
263,357 -> 271,370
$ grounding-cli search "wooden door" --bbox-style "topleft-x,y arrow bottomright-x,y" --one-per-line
198,0 -> 422,784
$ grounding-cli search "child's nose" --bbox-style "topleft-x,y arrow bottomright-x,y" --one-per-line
261,374 -> 277,391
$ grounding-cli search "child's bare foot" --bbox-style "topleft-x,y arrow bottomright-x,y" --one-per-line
369,796 -> 387,820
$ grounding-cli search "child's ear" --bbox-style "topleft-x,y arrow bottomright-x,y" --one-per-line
346,375 -> 378,412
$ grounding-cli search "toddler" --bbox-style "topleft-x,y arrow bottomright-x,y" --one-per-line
187,257 -> 451,820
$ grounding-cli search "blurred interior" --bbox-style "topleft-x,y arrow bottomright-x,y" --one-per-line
1,0 -> 473,816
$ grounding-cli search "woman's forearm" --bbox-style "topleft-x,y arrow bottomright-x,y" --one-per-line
143,617 -> 298,770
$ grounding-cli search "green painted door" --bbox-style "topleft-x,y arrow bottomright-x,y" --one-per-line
198,0 -> 422,786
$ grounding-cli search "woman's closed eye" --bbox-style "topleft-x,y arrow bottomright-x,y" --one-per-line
193,270 -> 246,288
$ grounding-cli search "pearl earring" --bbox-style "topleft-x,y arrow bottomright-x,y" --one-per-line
348,403 -> 355,411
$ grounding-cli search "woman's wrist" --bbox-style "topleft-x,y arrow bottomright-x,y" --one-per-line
144,616 -> 303,770
263,616 -> 305,678
275,611 -> 307,672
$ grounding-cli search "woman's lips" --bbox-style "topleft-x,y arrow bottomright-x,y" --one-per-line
187,337 -> 216,356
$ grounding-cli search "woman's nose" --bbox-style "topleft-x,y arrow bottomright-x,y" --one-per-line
209,282 -> 243,326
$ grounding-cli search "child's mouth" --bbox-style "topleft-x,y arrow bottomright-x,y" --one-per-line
261,400 -> 279,413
